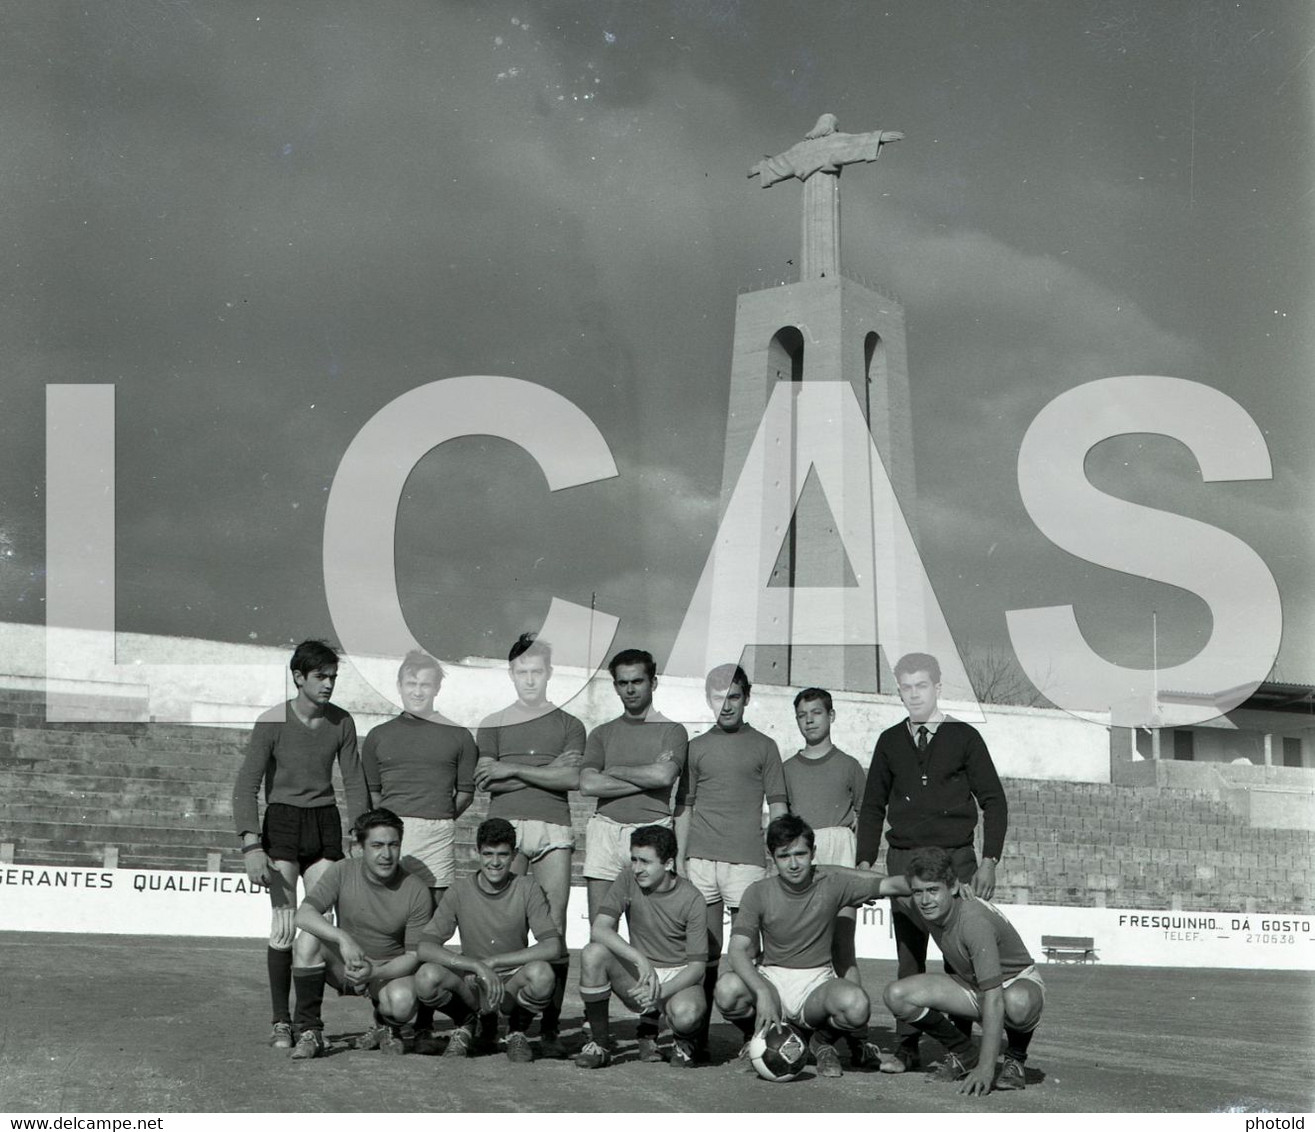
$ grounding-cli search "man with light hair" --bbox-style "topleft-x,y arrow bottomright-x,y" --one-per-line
857,651 -> 1008,1073
674,662 -> 788,1058
474,633 -> 585,1056
360,648 -> 476,1049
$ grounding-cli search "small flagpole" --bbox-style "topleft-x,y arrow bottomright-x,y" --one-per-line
588,591 -> 596,672
1152,610 -> 1159,722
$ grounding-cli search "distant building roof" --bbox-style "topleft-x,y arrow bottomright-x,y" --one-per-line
1155,681 -> 1315,715
1241,682 -> 1315,714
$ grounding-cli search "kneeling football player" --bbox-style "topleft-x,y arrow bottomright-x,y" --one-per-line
882,846 -> 1044,1095
415,818 -> 564,1063
289,808 -> 435,1059
575,824 -> 707,1069
715,814 -> 910,1077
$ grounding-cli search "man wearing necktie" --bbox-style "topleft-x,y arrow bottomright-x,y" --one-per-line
856,652 -> 1008,1073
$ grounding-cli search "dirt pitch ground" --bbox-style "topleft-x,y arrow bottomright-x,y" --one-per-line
2,933 -> 1311,1115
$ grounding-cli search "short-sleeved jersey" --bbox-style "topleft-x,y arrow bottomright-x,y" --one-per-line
783,746 -> 866,831
419,874 -> 560,961
582,710 -> 688,825
676,724 -> 788,865
895,895 -> 1034,992
597,869 -> 707,968
360,713 -> 477,820
304,856 -> 433,961
732,868 -> 885,968
232,702 -> 367,839
476,704 -> 586,825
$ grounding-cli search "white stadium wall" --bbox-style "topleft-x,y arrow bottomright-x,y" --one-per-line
2,863 -> 1311,971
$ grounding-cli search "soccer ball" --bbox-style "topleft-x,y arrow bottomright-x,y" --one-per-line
747,1022 -> 809,1082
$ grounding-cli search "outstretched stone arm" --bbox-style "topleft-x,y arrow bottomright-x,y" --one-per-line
748,127 -> 904,187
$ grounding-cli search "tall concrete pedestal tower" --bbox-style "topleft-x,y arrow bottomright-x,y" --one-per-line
729,115 -> 916,692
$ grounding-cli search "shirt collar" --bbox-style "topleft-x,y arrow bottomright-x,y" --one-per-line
906,710 -> 945,739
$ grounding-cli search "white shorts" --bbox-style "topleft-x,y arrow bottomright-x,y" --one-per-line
812,826 -> 856,867
583,813 -> 673,881
400,816 -> 456,888
758,964 -> 837,1026
510,819 -> 575,862
947,964 -> 1047,1032
685,857 -> 767,908
614,964 -> 689,1013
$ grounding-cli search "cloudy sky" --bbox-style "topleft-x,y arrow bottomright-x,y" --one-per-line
1,1 -> 1311,703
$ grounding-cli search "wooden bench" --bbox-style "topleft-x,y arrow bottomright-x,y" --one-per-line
1041,934 -> 1098,963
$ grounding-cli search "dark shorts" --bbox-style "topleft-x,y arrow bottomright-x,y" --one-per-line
262,803 -> 344,870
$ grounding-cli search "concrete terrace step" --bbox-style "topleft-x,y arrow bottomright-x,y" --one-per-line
1006,778 -> 1228,800
2,802 -> 233,828
0,789 -> 232,820
0,757 -> 242,784
5,727 -> 246,757
11,832 -> 241,857
1,748 -> 246,777
5,722 -> 247,746
1010,790 -> 1234,815
0,769 -> 230,805
0,713 -> 153,733
1004,815 -> 1304,841
8,819 -> 242,849
7,842 -> 246,872
1009,822 -> 1315,854
0,714 -> 246,746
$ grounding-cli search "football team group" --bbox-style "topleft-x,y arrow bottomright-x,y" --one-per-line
232,635 -> 1044,1096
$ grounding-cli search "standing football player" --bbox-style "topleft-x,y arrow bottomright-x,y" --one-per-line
579,648 -> 687,924
473,633 -> 585,1056
232,639 -> 369,1049
674,663 -> 788,1056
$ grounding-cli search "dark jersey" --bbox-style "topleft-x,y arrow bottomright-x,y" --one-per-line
598,870 -> 707,967
895,894 -> 1034,992
304,857 -> 432,960
676,724 -> 787,864
232,701 -> 367,839
361,712 -> 477,819
419,874 -> 560,961
732,868 -> 885,968
476,704 -> 585,825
